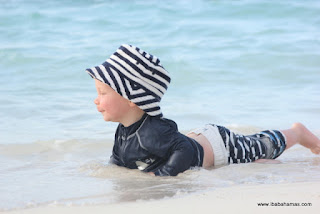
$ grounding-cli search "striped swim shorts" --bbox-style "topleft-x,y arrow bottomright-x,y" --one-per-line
190,124 -> 287,166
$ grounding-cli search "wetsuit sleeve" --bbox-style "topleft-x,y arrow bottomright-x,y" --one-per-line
108,146 -> 122,166
142,129 -> 196,176
139,117 -> 197,176
109,154 -> 121,166
152,137 -> 195,176
108,125 -> 123,166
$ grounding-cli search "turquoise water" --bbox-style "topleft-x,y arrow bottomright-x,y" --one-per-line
1,0 -> 320,210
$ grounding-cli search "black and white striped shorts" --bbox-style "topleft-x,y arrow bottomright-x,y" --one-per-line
190,124 -> 287,166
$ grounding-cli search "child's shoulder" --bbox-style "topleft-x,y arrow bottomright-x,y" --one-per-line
137,116 -> 180,154
139,116 -> 178,137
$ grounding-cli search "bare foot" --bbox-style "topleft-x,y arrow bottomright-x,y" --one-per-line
292,123 -> 320,154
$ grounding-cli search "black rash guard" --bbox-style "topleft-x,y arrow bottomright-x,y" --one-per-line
109,114 -> 204,176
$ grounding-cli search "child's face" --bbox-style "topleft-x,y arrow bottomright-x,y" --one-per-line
94,79 -> 131,123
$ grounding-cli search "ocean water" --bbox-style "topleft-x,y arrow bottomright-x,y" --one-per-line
1,0 -> 320,211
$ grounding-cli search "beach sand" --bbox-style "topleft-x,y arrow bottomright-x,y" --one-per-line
6,182 -> 320,214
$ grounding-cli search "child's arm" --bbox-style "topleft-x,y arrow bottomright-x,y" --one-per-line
146,136 -> 197,176
108,141 -> 123,166
109,154 -> 121,166
139,117 -> 200,176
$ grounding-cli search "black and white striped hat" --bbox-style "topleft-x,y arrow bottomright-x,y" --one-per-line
86,44 -> 170,117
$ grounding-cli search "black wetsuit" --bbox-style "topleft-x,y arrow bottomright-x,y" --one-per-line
109,114 -> 204,176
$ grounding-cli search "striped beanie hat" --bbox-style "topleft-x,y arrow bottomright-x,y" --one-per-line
86,44 -> 170,117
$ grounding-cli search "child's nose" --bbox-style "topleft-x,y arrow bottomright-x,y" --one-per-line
94,97 -> 99,105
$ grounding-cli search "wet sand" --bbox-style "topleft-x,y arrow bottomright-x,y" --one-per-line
6,181 -> 320,214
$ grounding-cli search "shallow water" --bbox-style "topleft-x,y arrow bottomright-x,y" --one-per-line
1,0 -> 320,211
1,131 -> 320,211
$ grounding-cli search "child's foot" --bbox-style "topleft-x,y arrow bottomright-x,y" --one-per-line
292,123 -> 320,154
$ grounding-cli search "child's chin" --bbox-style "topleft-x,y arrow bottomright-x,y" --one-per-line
102,115 -> 113,122
103,117 -> 110,122
102,115 -> 109,121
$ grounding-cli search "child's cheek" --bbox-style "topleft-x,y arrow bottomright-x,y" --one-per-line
101,97 -> 116,112
100,99 -> 110,110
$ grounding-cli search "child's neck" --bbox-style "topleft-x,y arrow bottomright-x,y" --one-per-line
120,108 -> 145,127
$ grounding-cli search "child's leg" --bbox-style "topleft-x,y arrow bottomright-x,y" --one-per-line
281,122 -> 320,154
209,123 -> 319,165
216,125 -> 287,164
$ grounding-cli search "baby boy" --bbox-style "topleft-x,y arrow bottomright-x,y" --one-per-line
86,44 -> 320,176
